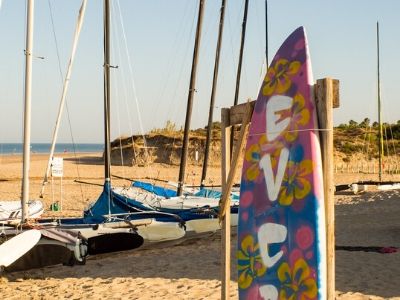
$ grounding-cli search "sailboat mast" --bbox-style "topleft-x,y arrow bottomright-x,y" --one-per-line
40,1 -> 87,197
200,0 -> 227,187
233,0 -> 249,107
103,0 -> 111,182
377,22 -> 383,182
21,0 -> 35,223
229,0 -> 249,154
177,0 -> 205,196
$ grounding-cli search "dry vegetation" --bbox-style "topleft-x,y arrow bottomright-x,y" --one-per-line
110,119 -> 400,167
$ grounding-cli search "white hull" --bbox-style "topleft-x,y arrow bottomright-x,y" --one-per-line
51,214 -> 236,244
0,200 -> 44,224
185,214 -> 238,233
113,186 -> 238,211
51,218 -> 186,242
377,183 -> 400,191
1,228 -> 87,272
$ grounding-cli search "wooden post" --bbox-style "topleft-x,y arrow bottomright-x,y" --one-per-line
221,108 -> 231,300
220,102 -> 252,300
315,78 -> 338,300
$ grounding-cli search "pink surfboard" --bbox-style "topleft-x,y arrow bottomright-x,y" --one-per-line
237,27 -> 326,299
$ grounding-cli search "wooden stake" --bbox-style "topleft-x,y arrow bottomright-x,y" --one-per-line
220,102 -> 252,300
315,78 -> 338,300
221,108 -> 231,300
220,102 -> 252,220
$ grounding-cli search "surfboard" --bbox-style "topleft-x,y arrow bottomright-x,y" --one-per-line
0,229 -> 41,268
237,27 -> 326,299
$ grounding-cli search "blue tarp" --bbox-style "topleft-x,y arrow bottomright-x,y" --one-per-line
132,180 -> 239,200
132,181 -> 177,198
81,182 -> 223,222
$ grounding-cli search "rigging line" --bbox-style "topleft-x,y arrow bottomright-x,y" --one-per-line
165,2 -> 198,124
151,0 -> 192,119
365,126 -> 372,160
115,0 -> 156,177
361,122 -> 370,158
168,3 -> 198,125
198,2 -> 219,61
253,0 -> 265,61
388,125 -> 398,163
249,128 -> 333,138
384,125 -> 390,159
47,0 -> 64,80
380,85 -> 391,170
115,1 -> 148,154
109,7 -> 125,173
112,0 -> 138,174
45,0 -> 86,201
225,1 -> 242,85
380,88 -> 398,164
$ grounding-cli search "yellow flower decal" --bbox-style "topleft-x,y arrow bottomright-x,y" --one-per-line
283,93 -> 310,143
279,159 -> 312,206
263,59 -> 301,96
245,135 -> 282,181
237,235 -> 267,289
278,258 -> 317,300
245,135 -> 268,181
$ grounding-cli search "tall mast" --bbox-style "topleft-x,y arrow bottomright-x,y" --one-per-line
103,0 -> 111,182
177,0 -> 206,196
200,0 -> 227,187
230,0 -> 249,153
21,0 -> 35,223
233,0 -> 249,107
377,21 -> 383,182
40,1 -> 87,197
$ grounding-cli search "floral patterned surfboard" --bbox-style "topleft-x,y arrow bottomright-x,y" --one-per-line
237,27 -> 326,300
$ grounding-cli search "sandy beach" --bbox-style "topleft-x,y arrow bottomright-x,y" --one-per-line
0,153 -> 399,299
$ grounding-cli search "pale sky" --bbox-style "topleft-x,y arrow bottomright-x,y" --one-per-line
0,0 -> 399,143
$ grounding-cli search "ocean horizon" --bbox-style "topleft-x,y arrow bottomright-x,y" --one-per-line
0,143 -> 104,155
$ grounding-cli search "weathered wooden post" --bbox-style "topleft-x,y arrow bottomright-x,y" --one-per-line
315,78 -> 339,300
220,101 -> 253,300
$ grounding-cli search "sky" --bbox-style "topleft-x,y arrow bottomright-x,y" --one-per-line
0,0 -> 399,143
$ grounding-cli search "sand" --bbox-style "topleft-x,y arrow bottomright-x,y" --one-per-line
0,153 -> 400,299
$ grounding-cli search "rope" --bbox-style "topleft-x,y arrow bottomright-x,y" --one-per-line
47,0 -> 86,200
109,2 -> 126,173
168,3 -> 198,125
115,0 -> 156,177
249,128 -> 333,137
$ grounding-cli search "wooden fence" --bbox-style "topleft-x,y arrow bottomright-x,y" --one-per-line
334,162 -> 400,174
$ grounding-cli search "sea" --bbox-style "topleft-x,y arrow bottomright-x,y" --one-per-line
0,143 -> 104,155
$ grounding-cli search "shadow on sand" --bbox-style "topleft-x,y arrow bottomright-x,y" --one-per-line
4,191 -> 400,298
63,155 -> 104,166
4,233 -> 237,283
335,190 -> 400,298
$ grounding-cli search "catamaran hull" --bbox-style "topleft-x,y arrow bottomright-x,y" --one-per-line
2,228 -> 87,272
45,219 -> 186,243
0,200 -> 44,224
185,214 -> 238,233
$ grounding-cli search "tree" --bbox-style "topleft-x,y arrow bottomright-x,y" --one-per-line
348,120 -> 358,127
360,117 -> 370,128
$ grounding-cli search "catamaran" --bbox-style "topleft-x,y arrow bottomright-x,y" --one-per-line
34,0 -> 239,243
1,0 -> 87,272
